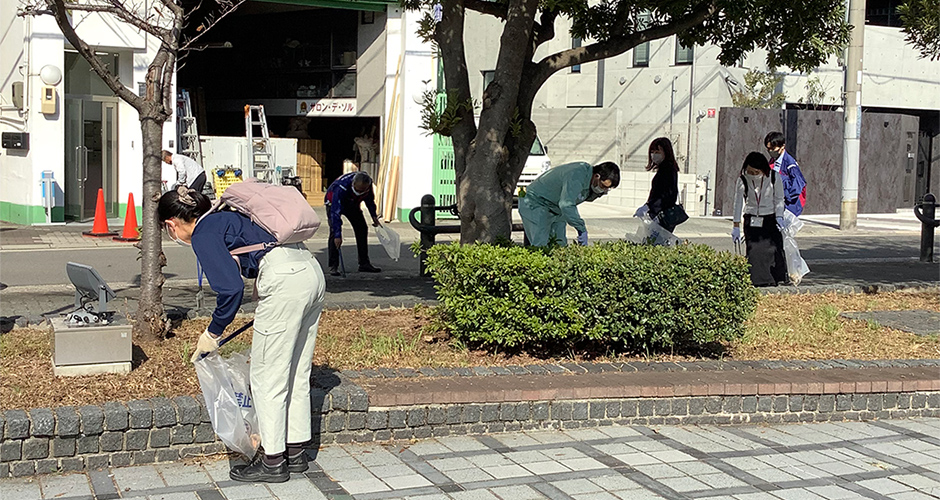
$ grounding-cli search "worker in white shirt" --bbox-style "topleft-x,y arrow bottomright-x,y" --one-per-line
162,150 -> 207,193
732,152 -> 787,287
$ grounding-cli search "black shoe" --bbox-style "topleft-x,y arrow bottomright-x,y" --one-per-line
287,451 -> 309,473
230,457 -> 290,483
329,266 -> 341,276
359,263 -> 381,273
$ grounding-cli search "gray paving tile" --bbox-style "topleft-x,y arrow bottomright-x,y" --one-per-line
430,457 -> 477,471
339,477 -> 391,495
656,475 -> 710,493
448,490 -> 500,500
856,477 -> 914,495
557,457 -> 605,471
383,474 -> 434,490
481,464 -> 531,479
520,461 -> 570,476
805,484 -> 866,499
39,474 -> 92,499
0,478 -> 42,500
770,488 -> 833,500
265,479 -> 329,500
218,483 -> 274,500
572,492 -> 618,500
551,478 -> 604,495
588,475 -> 643,491
147,492 -> 201,500
440,437 -> 490,453
489,484 -> 548,499
611,452 -> 660,467
369,463 -> 417,478
156,463 -> 213,487
632,463 -> 685,480
443,468 -> 495,484
111,465 -> 166,491
889,492 -> 939,500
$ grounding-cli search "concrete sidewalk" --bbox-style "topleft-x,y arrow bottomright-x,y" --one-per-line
2,418 -> 939,500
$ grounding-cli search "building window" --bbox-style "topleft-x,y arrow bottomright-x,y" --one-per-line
633,42 -> 650,67
482,70 -> 495,94
675,41 -> 693,65
571,37 -> 582,73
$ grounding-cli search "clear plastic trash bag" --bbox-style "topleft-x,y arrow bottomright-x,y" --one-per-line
375,225 -> 401,261
780,211 -> 809,285
633,214 -> 680,246
194,351 -> 260,457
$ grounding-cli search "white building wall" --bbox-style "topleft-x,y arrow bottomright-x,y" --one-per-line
1,6 -> 158,224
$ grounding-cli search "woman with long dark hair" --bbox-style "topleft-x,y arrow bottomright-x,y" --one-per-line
158,186 -> 325,483
732,152 -> 787,286
634,137 -> 682,232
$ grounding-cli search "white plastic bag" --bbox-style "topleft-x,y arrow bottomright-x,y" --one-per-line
194,351 -> 260,457
780,211 -> 809,285
782,232 -> 809,285
375,225 -> 401,261
633,215 -> 680,246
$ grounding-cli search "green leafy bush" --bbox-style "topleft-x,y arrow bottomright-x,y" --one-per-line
425,241 -> 758,353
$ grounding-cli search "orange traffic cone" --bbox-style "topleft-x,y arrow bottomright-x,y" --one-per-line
113,192 -> 140,242
82,188 -> 117,238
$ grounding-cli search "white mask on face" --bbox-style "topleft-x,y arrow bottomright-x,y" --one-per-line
651,152 -> 665,165
592,184 -> 608,195
166,222 -> 191,247
746,172 -> 764,184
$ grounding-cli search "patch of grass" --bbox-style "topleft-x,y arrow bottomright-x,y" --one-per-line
865,319 -> 882,332
811,304 -> 842,334
219,339 -> 251,358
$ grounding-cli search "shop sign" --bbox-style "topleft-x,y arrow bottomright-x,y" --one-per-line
297,99 -> 357,116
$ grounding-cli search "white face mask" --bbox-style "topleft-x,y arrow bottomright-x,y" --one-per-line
352,185 -> 367,197
651,152 -> 664,165
591,184 -> 608,195
746,172 -> 764,183
166,222 -> 191,247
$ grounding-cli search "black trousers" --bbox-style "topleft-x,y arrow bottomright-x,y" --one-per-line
328,207 -> 371,269
743,214 -> 787,287
188,171 -> 207,194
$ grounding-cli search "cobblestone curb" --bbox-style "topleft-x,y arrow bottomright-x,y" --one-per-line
302,392 -> 940,446
1,372 -> 938,477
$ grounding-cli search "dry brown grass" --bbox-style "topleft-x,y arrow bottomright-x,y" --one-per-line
2,291 -> 937,411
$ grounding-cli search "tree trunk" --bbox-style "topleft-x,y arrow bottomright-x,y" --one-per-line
134,114 -> 169,341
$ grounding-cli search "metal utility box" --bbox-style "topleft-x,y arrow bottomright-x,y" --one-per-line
2,132 -> 29,150
51,315 -> 133,376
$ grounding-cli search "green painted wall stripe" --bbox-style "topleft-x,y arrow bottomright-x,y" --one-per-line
0,201 -> 62,225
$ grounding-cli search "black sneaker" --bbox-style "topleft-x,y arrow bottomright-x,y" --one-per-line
287,451 -> 309,473
329,266 -> 341,276
230,457 -> 290,483
359,263 -> 381,273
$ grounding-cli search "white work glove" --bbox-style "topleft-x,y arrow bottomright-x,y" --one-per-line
633,204 -> 649,218
731,227 -> 741,243
776,216 -> 787,230
191,329 -> 221,363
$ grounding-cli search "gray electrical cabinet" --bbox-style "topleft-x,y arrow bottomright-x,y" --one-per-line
51,315 -> 133,376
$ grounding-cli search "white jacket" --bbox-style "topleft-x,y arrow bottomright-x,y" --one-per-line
733,173 -> 785,223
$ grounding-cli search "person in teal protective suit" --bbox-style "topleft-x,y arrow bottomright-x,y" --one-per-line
519,161 -> 620,247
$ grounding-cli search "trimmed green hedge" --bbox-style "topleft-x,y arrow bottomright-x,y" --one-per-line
425,241 -> 758,352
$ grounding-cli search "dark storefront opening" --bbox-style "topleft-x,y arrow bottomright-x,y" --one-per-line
178,1 -> 381,186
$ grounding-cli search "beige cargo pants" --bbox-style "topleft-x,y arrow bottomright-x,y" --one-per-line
250,244 -> 325,456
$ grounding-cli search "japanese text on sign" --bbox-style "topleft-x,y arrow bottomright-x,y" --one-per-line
297,99 -> 357,116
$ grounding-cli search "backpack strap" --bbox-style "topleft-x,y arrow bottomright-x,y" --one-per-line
229,242 -> 277,256
740,174 -> 748,200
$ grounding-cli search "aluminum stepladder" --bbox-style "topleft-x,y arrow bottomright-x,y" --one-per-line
244,104 -> 277,184
177,90 -> 203,164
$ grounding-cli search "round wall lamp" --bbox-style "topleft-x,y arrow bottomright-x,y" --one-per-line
40,65 -> 62,86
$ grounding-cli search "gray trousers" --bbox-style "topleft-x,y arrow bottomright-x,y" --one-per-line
250,244 -> 325,455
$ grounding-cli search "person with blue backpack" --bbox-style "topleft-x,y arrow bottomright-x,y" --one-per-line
764,131 -> 807,218
158,185 -> 325,483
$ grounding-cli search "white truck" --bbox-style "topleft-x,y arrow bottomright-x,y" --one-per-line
517,134 -> 552,188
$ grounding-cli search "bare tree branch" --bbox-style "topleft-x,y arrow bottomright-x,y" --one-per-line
46,0 -> 145,111
532,8 -> 557,52
43,0 -> 171,39
529,0 -> 717,89
180,0 -> 245,51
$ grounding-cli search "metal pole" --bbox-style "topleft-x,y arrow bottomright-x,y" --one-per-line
840,0 -> 864,230
916,193 -> 938,262
419,194 -> 436,276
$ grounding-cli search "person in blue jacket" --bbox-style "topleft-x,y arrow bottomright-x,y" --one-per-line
764,131 -> 807,218
519,161 -> 620,247
158,186 -> 325,483
325,171 -> 382,275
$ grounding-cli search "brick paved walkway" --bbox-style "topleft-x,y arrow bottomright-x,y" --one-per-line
2,418 -> 939,499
